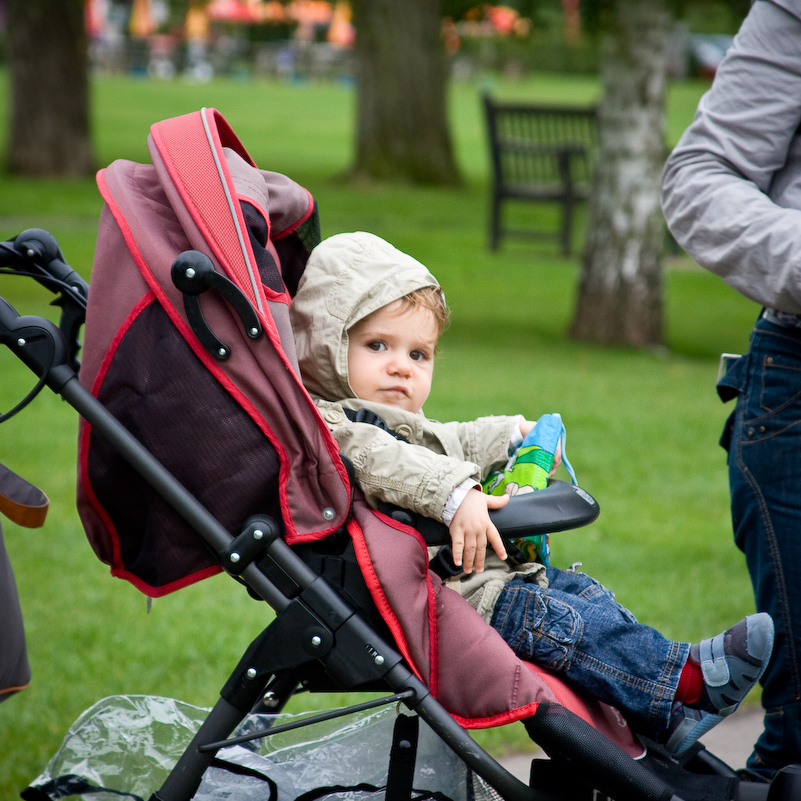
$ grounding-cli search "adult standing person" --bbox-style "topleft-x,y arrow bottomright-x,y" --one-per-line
662,0 -> 801,779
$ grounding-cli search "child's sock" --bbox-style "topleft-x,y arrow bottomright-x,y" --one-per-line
675,656 -> 703,706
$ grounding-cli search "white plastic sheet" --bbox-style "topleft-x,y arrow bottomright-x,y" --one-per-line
26,695 -> 494,801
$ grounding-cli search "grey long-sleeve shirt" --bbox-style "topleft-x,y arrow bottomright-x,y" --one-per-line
661,0 -> 801,315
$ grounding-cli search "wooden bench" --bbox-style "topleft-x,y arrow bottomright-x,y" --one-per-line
483,94 -> 598,255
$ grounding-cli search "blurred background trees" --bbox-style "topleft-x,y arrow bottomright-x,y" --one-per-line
570,0 -> 671,348
5,0 -> 93,177
1,0 -> 751,345
567,0 -> 749,348
351,0 -> 460,185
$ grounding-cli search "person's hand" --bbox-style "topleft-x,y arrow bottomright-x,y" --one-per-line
551,441 -> 562,476
450,489 -> 509,574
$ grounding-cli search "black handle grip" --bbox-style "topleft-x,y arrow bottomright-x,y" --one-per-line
489,480 -> 599,537
171,251 -> 263,361
14,228 -> 88,301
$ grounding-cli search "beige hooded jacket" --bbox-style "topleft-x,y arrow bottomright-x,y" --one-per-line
289,233 -> 547,620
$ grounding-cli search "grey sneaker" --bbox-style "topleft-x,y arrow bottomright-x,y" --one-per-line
664,705 -> 714,755
694,612 -> 774,716
665,613 -> 774,755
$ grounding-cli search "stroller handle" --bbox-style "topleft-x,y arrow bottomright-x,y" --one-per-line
0,298 -> 75,396
0,230 -> 88,374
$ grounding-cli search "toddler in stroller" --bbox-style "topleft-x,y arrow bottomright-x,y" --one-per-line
288,230 -> 774,757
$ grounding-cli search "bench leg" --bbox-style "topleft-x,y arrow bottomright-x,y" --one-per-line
489,190 -> 502,251
557,149 -> 578,257
560,197 -> 575,257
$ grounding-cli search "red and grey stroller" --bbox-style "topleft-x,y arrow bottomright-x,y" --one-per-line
1,109 -> 798,801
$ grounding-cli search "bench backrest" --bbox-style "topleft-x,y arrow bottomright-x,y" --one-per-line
483,95 -> 598,192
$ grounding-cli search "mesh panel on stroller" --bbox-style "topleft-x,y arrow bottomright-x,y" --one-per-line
2,108 -> 796,801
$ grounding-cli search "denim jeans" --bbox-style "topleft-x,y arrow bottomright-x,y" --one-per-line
490,566 -> 689,738
718,313 -> 801,778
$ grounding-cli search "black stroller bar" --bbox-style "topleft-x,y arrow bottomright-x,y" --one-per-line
198,690 -> 417,753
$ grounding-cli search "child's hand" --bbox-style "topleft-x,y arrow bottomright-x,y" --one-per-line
450,489 -> 509,574
551,441 -> 562,476
519,419 -> 536,438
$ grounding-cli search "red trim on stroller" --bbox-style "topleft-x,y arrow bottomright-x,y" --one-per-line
95,169 -> 302,542
149,108 -> 274,314
348,512 -> 438,696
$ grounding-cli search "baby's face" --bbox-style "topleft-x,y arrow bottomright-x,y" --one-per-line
347,301 -> 438,414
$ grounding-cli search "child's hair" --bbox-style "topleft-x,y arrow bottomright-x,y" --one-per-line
397,285 -> 450,337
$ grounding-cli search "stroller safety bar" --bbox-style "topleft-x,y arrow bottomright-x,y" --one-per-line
490,481 -> 598,535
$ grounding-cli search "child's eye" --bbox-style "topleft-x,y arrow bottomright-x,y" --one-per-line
367,341 -> 386,352
410,349 -> 428,362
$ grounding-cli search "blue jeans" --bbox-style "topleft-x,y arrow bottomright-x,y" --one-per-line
490,566 -> 689,738
718,313 -> 801,778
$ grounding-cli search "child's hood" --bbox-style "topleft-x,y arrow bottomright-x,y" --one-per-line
289,232 -> 440,402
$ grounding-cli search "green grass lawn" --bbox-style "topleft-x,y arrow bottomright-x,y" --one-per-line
0,70 -> 762,794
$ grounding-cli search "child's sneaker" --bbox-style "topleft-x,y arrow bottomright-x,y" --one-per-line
665,612 -> 773,755
664,705 -> 711,755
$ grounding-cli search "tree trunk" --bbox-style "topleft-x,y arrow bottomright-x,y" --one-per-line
569,0 -> 669,347
6,0 -> 94,177
351,0 -> 461,185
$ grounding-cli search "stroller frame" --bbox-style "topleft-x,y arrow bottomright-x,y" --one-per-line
0,231 -> 602,801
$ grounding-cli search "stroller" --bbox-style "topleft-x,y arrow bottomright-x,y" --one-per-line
1,108 -> 798,801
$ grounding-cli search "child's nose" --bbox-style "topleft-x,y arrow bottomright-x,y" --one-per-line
388,353 -> 413,376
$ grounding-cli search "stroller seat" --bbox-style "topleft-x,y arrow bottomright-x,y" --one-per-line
78,105 -> 639,741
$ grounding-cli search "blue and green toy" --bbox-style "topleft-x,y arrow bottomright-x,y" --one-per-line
483,413 -> 576,565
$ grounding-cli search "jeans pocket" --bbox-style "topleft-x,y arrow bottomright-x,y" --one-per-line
756,356 -> 801,422
735,355 -> 801,448
492,583 -> 582,672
